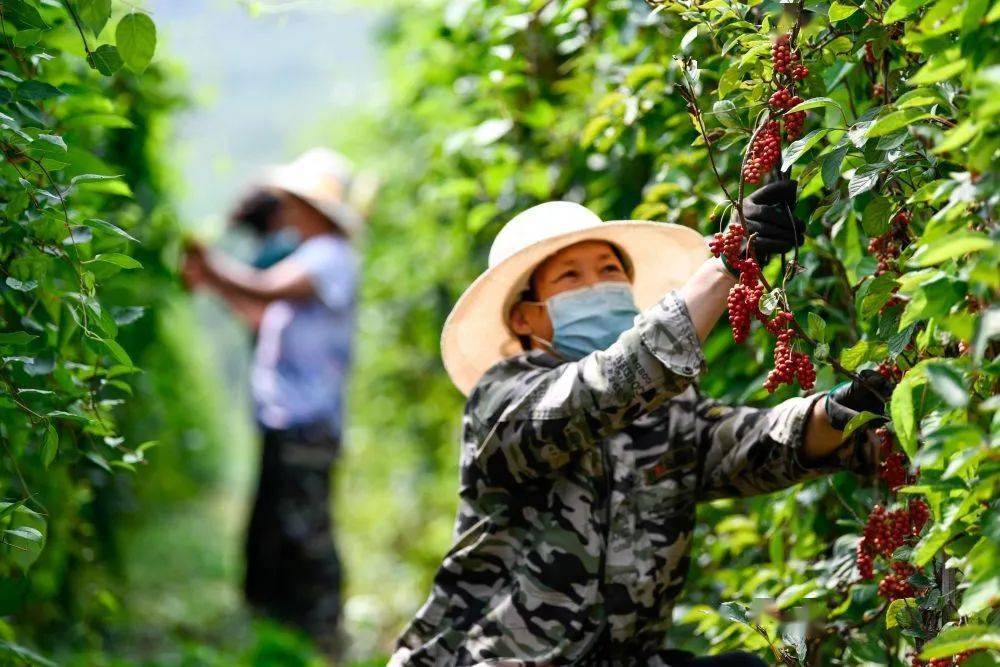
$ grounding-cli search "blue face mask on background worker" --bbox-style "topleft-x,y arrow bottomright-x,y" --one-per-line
536,282 -> 640,360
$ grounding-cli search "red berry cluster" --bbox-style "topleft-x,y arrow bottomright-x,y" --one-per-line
858,500 -> 932,601
768,88 -> 806,141
873,82 -> 886,99
913,650 -> 983,667
742,121 -> 781,184
857,499 -> 930,571
765,328 -> 815,392
772,35 -> 808,79
710,223 -> 813,392
878,561 -> 919,601
868,210 -> 912,275
877,426 -> 913,492
784,110 -> 805,141
864,41 -> 876,64
877,359 -> 904,382
768,88 -> 801,111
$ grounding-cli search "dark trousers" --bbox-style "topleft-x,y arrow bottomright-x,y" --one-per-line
243,426 -> 342,645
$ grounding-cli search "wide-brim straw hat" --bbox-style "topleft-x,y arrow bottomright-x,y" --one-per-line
262,148 -> 378,239
441,201 -> 710,395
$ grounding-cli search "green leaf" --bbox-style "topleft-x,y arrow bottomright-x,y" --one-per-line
36,133 -> 66,151
958,576 -> 1000,616
839,341 -> 888,370
909,57 -> 967,85
843,411 -> 881,440
910,233 -> 995,266
15,81 -> 64,101
807,312 -> 827,342
0,332 -> 37,346
891,366 -> 926,458
829,1 -> 860,20
862,196 -> 893,236
785,97 -> 844,116
931,121 -> 979,154
848,163 -> 885,197
4,527 -> 42,543
861,274 -> 900,319
924,362 -> 967,408
720,601 -> 751,625
88,44 -> 123,76
89,253 -> 142,270
85,218 -> 139,243
867,109 -> 932,138
13,28 -> 42,47
913,523 -> 951,565
920,626 -> 1000,659
2,0 -> 48,30
884,0 -> 935,22
885,598 -> 918,629
822,144 -> 849,188
41,425 -> 57,468
115,13 -> 157,74
103,338 -> 133,367
781,129 -> 830,171
78,0 -> 112,36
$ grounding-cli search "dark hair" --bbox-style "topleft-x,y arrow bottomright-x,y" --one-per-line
230,189 -> 282,237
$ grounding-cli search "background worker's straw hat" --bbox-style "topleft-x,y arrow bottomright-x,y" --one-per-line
262,147 -> 378,238
441,201 -> 710,395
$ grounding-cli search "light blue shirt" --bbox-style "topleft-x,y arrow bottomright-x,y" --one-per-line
251,234 -> 356,436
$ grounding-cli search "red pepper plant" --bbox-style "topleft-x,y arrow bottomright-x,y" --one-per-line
632,0 -> 998,663
345,0 -> 998,661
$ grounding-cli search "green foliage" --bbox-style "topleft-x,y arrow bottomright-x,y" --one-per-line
340,0 -> 998,661
0,2 -> 183,662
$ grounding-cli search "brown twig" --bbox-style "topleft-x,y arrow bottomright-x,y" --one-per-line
677,62 -> 737,205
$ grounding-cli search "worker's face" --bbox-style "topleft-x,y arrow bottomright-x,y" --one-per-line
272,192 -> 335,236
509,240 -> 629,345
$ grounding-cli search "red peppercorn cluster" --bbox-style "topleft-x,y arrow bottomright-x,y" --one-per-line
877,426 -> 914,492
772,34 -> 793,73
768,88 -> 807,141
709,223 -> 813,391
784,111 -> 805,141
856,499 -> 931,579
864,41 -> 876,64
742,121 -> 782,184
772,34 -> 808,79
859,501 -> 932,598
877,359 -> 904,382
768,88 -> 800,111
909,497 -> 930,534
873,82 -> 885,99
913,650 -> 983,667
878,561 -> 918,601
765,328 -> 815,392
868,210 -> 912,275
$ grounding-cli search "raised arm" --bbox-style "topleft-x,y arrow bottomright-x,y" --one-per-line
470,292 -> 705,485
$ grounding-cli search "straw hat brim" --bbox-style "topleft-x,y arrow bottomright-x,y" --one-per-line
264,172 -> 365,238
441,221 -> 710,395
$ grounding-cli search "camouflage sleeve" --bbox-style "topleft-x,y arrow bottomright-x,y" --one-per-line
694,391 -> 877,500
470,292 -> 705,485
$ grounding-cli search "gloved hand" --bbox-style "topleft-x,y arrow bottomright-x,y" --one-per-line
733,179 -> 806,266
825,369 -> 894,431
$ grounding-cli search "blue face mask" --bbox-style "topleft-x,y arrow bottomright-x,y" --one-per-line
541,282 -> 640,361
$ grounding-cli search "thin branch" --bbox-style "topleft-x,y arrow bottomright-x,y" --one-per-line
678,63 -> 737,205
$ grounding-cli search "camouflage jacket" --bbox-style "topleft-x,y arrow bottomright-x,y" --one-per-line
392,293 -> 871,666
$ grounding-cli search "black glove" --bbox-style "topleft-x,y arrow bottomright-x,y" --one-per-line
825,369 -> 894,431
734,179 -> 806,266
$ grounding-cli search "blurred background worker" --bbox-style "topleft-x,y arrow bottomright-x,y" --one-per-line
182,148 -> 375,654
